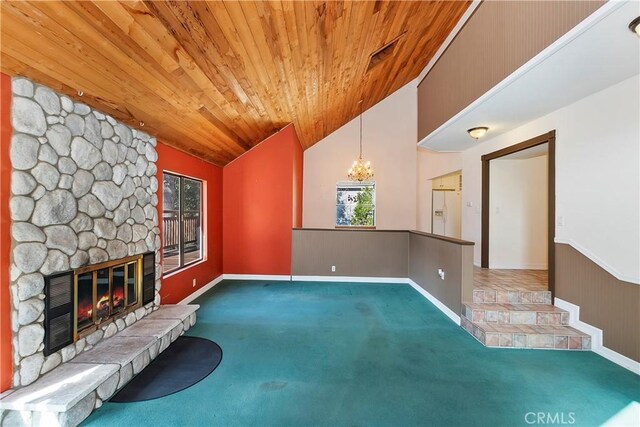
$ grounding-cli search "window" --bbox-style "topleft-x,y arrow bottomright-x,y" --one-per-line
162,173 -> 203,274
336,182 -> 376,227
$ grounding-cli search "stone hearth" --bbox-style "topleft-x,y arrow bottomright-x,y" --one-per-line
0,305 -> 199,427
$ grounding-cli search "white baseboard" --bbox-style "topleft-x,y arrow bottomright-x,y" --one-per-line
555,297 -> 639,375
291,275 -> 408,284
294,276 -> 460,325
407,279 -> 461,325
177,274 -> 288,305
223,274 -> 292,281
178,274 -> 224,305
601,402 -> 640,427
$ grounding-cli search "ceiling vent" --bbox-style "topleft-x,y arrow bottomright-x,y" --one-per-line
366,33 -> 405,72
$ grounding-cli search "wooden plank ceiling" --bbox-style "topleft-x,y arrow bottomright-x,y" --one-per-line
1,1 -> 470,166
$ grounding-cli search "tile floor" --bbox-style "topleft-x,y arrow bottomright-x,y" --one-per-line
473,267 -> 548,291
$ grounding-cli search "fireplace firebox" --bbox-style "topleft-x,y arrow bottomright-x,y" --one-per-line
43,252 -> 156,355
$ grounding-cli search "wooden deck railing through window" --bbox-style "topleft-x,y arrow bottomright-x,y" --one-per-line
163,209 -> 201,259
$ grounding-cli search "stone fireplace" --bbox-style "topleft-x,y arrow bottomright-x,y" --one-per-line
9,77 -> 162,388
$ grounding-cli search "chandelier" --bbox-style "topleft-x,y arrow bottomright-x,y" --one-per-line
347,100 -> 374,182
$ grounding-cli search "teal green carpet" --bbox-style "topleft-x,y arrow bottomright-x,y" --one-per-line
84,280 -> 639,426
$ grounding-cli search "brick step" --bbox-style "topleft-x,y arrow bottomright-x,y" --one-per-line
462,302 -> 569,325
472,288 -> 552,304
461,317 -> 591,350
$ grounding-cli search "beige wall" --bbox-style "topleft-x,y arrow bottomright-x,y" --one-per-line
489,155 -> 548,269
303,81 -> 417,230
418,0 -> 604,139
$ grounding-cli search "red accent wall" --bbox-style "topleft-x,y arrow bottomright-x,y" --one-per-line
223,124 -> 303,275
292,132 -> 303,228
1,73 -> 12,392
156,142 -> 223,304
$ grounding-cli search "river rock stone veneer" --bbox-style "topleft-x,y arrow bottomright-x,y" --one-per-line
9,77 -> 162,388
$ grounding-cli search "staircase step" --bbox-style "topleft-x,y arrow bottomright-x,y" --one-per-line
473,288 -> 552,304
462,302 -> 569,325
461,317 -> 591,350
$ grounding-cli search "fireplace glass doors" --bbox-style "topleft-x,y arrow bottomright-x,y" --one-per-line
76,272 -> 94,331
74,255 -> 142,337
43,252 -> 155,356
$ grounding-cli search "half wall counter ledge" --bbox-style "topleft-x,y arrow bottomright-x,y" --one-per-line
291,228 -> 475,320
408,230 -> 475,316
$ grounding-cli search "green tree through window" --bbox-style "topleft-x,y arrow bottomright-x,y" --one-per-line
351,186 -> 374,226
336,183 -> 375,227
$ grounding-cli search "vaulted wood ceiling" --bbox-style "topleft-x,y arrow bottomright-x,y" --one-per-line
1,1 -> 470,166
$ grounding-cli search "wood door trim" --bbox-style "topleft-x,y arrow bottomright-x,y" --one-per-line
481,130 -> 556,295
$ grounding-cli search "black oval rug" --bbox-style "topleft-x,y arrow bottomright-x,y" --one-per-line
110,336 -> 222,402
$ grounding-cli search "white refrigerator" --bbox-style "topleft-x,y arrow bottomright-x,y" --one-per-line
431,190 -> 461,239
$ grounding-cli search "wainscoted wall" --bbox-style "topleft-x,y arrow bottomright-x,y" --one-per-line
291,229 -> 409,278
417,0 -> 604,140
223,125 -> 303,275
156,143 -> 223,304
409,232 -> 474,315
6,77 -> 161,388
556,244 -> 639,362
291,229 -> 475,317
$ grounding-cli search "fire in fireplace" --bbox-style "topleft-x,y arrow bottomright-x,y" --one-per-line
77,272 -> 94,331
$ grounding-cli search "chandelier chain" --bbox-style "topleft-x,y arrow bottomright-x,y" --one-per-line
347,99 -> 374,182
359,100 -> 363,159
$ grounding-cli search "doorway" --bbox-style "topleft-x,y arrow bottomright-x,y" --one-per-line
481,131 -> 556,294
431,171 -> 462,239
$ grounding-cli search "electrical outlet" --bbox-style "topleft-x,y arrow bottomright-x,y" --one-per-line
438,269 -> 445,280
557,216 -> 564,226
192,278 -> 197,287
331,265 -> 336,272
